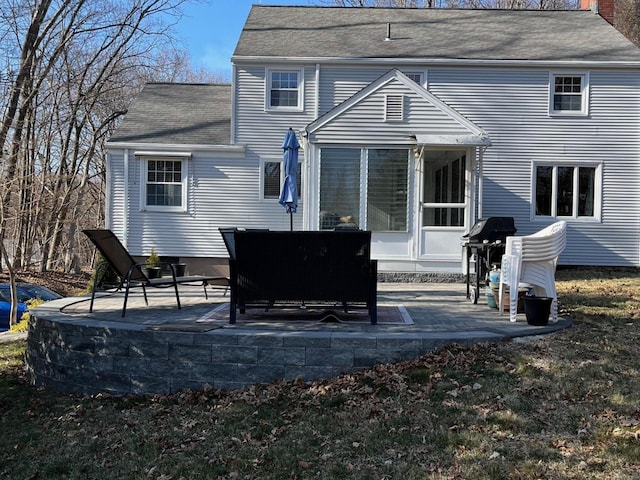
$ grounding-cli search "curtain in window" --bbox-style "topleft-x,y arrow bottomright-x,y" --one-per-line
319,148 -> 361,230
263,162 -> 281,198
367,149 -> 408,231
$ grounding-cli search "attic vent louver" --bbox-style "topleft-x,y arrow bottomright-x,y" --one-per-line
385,95 -> 404,121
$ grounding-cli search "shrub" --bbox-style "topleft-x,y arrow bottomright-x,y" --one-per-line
147,248 -> 160,268
9,298 -> 43,333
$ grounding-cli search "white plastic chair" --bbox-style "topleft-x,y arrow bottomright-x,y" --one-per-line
498,221 -> 567,322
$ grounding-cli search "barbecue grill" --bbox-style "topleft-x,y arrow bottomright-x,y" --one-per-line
462,217 -> 517,303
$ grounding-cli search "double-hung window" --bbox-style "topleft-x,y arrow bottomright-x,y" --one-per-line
141,156 -> 188,212
266,68 -> 303,111
549,72 -> 589,115
534,163 -> 600,219
402,70 -> 426,86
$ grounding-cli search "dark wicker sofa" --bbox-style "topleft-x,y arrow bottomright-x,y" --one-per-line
220,229 -> 377,324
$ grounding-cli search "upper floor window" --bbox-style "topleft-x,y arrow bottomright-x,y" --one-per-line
549,72 -> 589,116
534,163 -> 600,220
266,68 -> 303,111
403,71 -> 425,86
141,157 -> 187,212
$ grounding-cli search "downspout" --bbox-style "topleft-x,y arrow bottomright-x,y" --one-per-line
314,63 -> 320,118
123,148 -> 129,247
300,63 -> 321,231
413,146 -> 425,261
105,151 -> 112,231
476,146 -> 487,219
301,130 -> 311,230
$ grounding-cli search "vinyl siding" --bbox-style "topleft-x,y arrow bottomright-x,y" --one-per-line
106,152 -> 127,241
235,65 -> 317,147
428,67 -> 640,266
110,151 -> 298,259
312,78 -> 471,144
107,61 -> 640,269
227,66 -> 317,231
118,66 -> 320,258
318,65 -> 426,115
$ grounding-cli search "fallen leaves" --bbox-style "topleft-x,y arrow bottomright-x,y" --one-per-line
4,268 -> 640,479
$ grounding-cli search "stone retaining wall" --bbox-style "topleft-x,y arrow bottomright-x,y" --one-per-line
25,315 -> 495,396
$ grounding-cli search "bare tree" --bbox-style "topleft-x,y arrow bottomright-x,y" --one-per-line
615,0 -> 640,46
147,47 -> 231,84
0,0 -> 197,327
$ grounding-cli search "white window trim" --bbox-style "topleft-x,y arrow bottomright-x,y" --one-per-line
265,66 -> 304,112
531,161 -> 602,222
548,71 -> 590,117
139,155 -> 189,213
260,158 -> 282,201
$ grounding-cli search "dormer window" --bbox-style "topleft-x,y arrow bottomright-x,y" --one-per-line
266,67 -> 304,112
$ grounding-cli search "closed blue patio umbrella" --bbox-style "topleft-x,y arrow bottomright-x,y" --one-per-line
279,128 -> 299,231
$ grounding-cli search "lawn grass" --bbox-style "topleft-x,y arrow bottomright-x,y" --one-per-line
1,267 -> 639,479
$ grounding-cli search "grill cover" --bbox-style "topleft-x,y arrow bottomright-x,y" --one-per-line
463,217 -> 517,244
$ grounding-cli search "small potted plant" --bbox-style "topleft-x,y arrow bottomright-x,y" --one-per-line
146,248 -> 162,279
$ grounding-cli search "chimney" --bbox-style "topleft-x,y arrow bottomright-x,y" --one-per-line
580,0 -> 615,25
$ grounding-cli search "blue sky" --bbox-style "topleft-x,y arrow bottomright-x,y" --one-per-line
174,0 -> 313,79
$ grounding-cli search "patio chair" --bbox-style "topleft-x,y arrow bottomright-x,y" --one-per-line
83,229 -> 229,317
498,221 -> 567,322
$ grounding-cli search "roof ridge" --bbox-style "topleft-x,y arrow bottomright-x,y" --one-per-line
145,82 -> 231,87
250,5 -> 587,12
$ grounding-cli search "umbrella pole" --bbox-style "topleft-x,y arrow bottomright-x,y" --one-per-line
290,212 -> 293,231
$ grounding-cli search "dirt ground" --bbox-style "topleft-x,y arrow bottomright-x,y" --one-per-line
0,270 -> 92,296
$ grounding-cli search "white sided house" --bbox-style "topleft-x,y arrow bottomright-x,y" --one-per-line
105,4 -> 640,277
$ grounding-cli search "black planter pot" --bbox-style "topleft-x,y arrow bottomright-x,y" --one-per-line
146,267 -> 162,279
523,296 -> 553,326
172,263 -> 186,277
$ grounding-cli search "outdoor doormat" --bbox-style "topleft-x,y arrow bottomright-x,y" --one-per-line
196,303 -> 414,325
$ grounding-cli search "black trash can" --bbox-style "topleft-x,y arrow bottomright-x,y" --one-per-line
523,296 -> 553,326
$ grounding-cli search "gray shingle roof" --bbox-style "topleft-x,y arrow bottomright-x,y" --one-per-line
108,83 -> 231,145
233,7 -> 640,63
